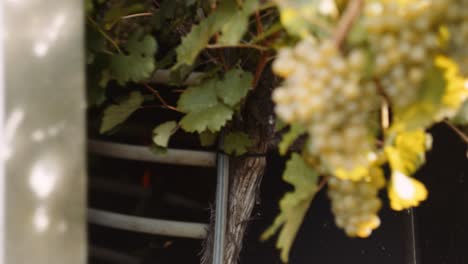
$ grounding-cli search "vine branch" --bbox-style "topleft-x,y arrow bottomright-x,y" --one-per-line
206,43 -> 269,51
333,0 -> 364,48
143,83 -> 181,113
87,16 -> 122,54
121,12 -> 153,19
443,120 -> 468,144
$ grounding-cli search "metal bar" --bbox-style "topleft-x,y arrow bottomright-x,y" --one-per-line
89,246 -> 140,264
150,70 -> 206,86
213,132 -> 229,264
88,208 -> 208,239
88,140 -> 216,167
406,208 -> 420,264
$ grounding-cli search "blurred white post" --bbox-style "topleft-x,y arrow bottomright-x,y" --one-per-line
0,0 -> 86,263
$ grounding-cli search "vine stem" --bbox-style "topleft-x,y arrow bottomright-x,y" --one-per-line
443,120 -> 468,144
86,16 -> 122,54
206,43 -> 269,51
143,83 -> 182,113
317,175 -> 330,192
333,0 -> 365,48
121,12 -> 153,19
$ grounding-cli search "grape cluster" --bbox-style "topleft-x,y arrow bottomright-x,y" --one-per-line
327,168 -> 385,238
272,39 -> 379,179
362,1 -> 450,109
446,0 -> 468,74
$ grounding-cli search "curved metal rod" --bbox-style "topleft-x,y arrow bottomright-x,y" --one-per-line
88,208 -> 208,239
88,140 -> 216,167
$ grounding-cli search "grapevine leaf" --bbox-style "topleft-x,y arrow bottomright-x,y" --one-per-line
110,56 -> 155,85
175,0 -> 258,67
179,104 -> 234,133
452,99 -> 468,125
102,2 -> 146,29
279,123 -> 306,155
126,33 -> 158,56
275,117 -> 287,132
385,131 -> 429,211
218,0 -> 259,45
261,154 -> 319,262
110,32 -> 157,85
223,132 -> 253,156
216,69 -> 253,107
86,26 -> 106,53
391,66 -> 446,131
177,78 -> 219,113
174,4 -> 232,67
152,121 -> 178,148
100,91 -> 144,134
150,144 -> 168,155
388,170 -> 428,211
199,130 -> 218,146
273,0 -> 337,38
87,53 -> 109,107
384,130 -> 429,176
392,57 -> 468,131
178,69 -> 252,134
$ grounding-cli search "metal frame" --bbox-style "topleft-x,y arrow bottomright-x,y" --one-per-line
88,137 -> 230,261
88,208 -> 208,239
88,140 -> 216,167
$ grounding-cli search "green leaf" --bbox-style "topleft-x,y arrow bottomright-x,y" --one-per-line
175,0 -> 258,67
149,144 -> 168,155
261,154 -> 319,262
177,69 -> 252,134
100,91 -> 144,134
86,53 -> 109,107
110,32 -> 157,85
199,130 -> 218,146
103,2 -> 146,29
279,123 -> 306,155
275,117 -> 287,132
392,66 -> 446,132
218,0 -> 259,45
223,132 -> 253,155
216,69 -> 253,107
152,121 -> 178,148
452,99 -> 468,125
274,0 -> 337,38
179,104 -> 234,133
384,130 -> 430,176
177,78 -> 219,112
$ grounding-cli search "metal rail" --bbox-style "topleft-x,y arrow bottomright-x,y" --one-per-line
213,133 -> 229,264
88,140 -> 216,167
88,208 -> 208,239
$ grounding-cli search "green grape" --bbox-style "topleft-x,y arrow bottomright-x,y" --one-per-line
446,0 -> 468,74
272,39 -> 379,180
327,169 -> 385,238
363,0 -> 450,110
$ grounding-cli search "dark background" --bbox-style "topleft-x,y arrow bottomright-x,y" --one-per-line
88,122 -> 468,264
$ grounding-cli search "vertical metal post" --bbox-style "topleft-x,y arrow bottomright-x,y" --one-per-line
406,208 -> 420,264
213,132 -> 229,264
0,0 -> 86,263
